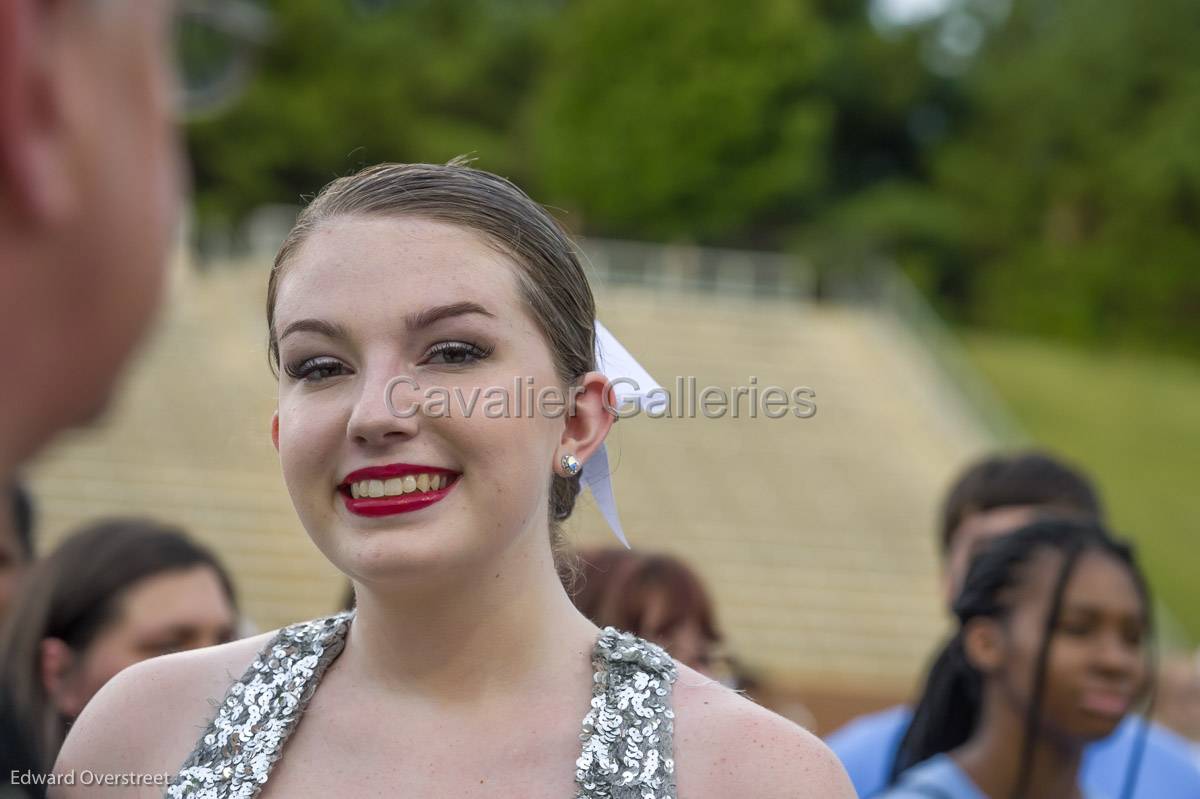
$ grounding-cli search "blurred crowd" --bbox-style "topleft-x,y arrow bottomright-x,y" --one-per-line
4,450 -> 1200,796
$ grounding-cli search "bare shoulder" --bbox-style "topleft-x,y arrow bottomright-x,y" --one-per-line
671,664 -> 855,799
50,629 -> 276,798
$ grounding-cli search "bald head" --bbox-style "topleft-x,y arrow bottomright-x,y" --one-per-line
0,0 -> 182,475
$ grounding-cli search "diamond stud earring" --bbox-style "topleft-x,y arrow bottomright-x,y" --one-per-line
560,453 -> 581,476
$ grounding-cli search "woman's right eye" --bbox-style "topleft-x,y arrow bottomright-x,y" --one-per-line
1057,618 -> 1094,637
285,357 -> 348,383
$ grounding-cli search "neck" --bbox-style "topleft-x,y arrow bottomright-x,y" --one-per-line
0,246 -> 77,476
342,524 -> 599,707
955,692 -> 1086,799
0,373 -> 78,486
0,381 -> 48,481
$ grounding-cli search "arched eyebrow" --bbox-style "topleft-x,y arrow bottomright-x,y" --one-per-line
1059,602 -> 1147,623
278,318 -> 349,342
403,301 -> 494,331
278,302 -> 494,344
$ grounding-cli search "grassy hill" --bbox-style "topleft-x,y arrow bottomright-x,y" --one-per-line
963,331 -> 1200,643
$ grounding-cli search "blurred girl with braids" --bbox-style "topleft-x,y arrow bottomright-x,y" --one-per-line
881,517 -> 1153,799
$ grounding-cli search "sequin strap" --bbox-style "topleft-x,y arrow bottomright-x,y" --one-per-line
165,612 -> 353,799
574,627 -> 678,799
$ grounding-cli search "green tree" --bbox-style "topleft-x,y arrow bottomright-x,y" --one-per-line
529,0 -> 836,245
188,1 -> 936,258
187,0 -> 557,232
844,0 -> 1200,352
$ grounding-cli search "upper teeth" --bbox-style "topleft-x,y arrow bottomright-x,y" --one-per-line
349,473 -> 449,499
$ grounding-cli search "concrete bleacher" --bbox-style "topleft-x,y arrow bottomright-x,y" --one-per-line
26,247 -> 997,723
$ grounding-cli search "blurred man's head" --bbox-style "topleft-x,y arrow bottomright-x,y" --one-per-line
939,450 -> 1104,603
0,480 -> 35,624
0,0 -> 183,475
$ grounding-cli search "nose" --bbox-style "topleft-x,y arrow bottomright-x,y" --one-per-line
1092,629 -> 1143,680
347,368 -> 421,447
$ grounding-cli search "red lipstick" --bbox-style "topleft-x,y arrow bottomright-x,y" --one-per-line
338,463 -> 460,518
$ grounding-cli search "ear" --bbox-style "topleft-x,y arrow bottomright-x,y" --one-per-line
557,371 -> 616,472
962,617 -> 1006,675
0,0 -> 75,225
270,411 -> 280,453
40,636 -> 85,718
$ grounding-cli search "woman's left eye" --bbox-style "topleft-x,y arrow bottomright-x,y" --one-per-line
285,356 -> 348,383
1121,623 -> 1147,648
1058,620 -> 1094,638
423,341 -> 493,366
141,639 -> 186,657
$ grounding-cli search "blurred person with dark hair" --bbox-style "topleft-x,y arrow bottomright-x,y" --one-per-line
0,480 -> 37,798
0,480 -> 35,626
0,518 -> 238,776
828,450 -> 1200,797
882,517 -> 1152,798
938,451 -> 1103,606
571,548 -> 727,679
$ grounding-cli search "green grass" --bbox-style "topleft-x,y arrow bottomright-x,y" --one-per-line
962,331 -> 1200,644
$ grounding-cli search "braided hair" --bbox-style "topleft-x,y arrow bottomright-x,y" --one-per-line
890,516 -> 1153,799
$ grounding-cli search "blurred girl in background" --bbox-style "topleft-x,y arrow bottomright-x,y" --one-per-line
0,518 -> 238,773
570,547 -> 728,679
882,517 -> 1152,799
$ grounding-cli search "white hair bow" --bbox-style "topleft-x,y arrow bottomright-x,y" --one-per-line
580,321 -> 663,548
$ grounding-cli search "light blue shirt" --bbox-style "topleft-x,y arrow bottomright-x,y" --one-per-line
876,753 -> 1107,799
826,705 -> 1200,799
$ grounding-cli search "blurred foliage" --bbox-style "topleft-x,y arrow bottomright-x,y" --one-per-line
841,0 -> 1200,353
187,0 -> 1200,355
187,0 -> 561,229
531,0 -> 835,242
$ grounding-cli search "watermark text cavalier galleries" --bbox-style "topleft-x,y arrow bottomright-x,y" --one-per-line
11,770 -> 172,787
384,376 -> 817,420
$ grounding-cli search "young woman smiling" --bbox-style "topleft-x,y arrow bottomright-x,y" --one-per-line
881,517 -> 1153,799
52,161 -> 853,798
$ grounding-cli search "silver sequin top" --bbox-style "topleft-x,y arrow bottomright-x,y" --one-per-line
165,612 -> 677,799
